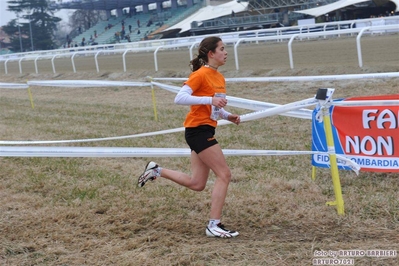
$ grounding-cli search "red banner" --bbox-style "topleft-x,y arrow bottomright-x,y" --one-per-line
331,94 -> 399,172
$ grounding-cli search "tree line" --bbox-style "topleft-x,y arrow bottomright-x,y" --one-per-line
2,0 -> 105,52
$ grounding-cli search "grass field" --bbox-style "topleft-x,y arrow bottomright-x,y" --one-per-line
1,34 -> 399,265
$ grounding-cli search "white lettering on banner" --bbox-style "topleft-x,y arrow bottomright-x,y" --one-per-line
345,136 -> 393,155
313,154 -> 399,170
350,157 -> 399,168
363,109 -> 399,129
314,155 -> 351,165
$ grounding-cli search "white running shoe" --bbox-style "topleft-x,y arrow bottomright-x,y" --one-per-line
206,223 -> 239,238
138,161 -> 159,187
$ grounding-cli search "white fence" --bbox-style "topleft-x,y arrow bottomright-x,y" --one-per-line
1,16 -> 398,74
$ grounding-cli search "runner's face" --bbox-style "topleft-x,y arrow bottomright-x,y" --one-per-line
209,41 -> 227,67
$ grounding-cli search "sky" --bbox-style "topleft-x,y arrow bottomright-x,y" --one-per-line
0,1 -> 74,27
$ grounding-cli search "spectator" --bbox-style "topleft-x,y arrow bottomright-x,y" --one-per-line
137,19 -> 140,27
129,24 -> 132,33
115,31 -> 120,43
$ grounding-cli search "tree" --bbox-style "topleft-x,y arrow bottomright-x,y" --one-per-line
61,9 -> 105,47
3,0 -> 61,51
69,9 -> 105,31
1,19 -> 24,52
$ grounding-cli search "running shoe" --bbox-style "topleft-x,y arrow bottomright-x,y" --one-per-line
206,223 -> 239,238
138,161 -> 159,187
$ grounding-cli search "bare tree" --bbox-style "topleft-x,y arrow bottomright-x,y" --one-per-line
69,9 -> 106,32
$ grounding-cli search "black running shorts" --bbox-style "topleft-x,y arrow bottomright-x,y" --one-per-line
185,125 -> 218,154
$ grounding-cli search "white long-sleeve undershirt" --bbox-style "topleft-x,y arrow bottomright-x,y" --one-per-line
174,84 -> 231,120
174,85 -> 212,105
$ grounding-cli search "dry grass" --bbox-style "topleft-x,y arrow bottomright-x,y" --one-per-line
1,35 -> 399,265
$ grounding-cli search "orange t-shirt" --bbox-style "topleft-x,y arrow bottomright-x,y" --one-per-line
183,66 -> 226,128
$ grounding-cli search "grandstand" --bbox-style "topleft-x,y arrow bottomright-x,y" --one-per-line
58,0 -> 204,46
67,7 -> 201,46
56,0 -> 398,46
185,0 -> 399,35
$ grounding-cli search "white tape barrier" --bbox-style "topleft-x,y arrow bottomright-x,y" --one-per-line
0,127 -> 186,145
0,146 -> 317,157
336,154 -> 360,175
331,99 -> 399,107
228,95 -> 312,119
0,82 -> 29,89
225,72 -> 399,83
151,72 -> 399,83
0,146 -> 359,174
219,97 -> 318,125
7,96 -> 390,146
27,80 -> 152,87
0,96 -> 317,145
150,81 -> 179,94
151,81 -> 313,120
3,71 -> 398,89
315,99 -> 399,122
1,79 -> 397,146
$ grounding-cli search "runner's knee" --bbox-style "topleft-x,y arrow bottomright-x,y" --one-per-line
217,169 -> 231,183
191,183 -> 207,191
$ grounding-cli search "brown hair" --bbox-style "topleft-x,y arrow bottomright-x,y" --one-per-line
189,36 -> 222,72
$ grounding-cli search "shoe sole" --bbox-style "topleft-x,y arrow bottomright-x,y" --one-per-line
206,227 -> 239,238
138,161 -> 157,188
